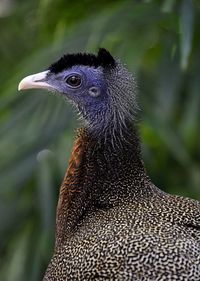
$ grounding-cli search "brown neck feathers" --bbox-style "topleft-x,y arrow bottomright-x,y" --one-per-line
55,129 -> 91,248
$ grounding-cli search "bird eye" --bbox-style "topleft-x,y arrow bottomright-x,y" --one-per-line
65,74 -> 82,88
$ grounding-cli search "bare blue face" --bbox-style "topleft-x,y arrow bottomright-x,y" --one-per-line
18,49 -> 137,142
46,65 -> 108,124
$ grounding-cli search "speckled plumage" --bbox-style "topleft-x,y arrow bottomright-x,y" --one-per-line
43,128 -> 200,281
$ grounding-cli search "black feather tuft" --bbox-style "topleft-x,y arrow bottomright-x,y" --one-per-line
97,48 -> 116,68
49,48 -> 116,74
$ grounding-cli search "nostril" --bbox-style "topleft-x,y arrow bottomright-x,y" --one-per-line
89,86 -> 100,97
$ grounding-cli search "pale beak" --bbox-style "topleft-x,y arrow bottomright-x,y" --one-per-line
18,70 -> 52,91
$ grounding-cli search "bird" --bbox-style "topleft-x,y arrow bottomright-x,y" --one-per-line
18,48 -> 200,281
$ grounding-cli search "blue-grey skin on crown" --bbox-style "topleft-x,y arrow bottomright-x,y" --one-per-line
18,49 -> 200,281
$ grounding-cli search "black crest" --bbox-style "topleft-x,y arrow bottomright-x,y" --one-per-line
49,48 -> 116,74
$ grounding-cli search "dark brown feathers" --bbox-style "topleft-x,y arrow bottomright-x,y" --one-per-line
49,48 -> 116,74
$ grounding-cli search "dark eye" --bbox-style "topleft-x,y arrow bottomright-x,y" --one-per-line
65,74 -> 82,88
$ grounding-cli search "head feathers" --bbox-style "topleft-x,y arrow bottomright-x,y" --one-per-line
49,48 -> 116,74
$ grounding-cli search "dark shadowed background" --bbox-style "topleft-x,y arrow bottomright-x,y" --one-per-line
0,0 -> 200,280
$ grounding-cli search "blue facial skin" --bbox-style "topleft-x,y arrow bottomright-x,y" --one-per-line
46,65 -> 108,124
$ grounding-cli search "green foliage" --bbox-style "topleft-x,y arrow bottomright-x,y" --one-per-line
0,0 -> 199,279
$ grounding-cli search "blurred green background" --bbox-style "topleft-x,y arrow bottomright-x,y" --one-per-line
0,0 -> 200,280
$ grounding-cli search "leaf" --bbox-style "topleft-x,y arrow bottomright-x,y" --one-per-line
180,0 -> 194,70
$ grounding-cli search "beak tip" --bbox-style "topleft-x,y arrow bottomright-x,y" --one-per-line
18,83 -> 23,91
18,77 -> 30,92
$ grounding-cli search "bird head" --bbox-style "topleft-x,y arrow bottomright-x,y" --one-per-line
18,49 -> 137,142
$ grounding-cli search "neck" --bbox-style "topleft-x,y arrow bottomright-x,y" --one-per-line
55,126 -> 153,248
